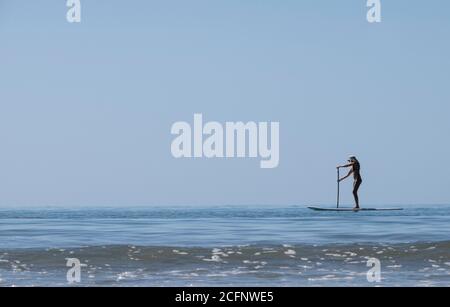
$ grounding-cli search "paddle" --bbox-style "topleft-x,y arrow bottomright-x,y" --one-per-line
337,168 -> 340,208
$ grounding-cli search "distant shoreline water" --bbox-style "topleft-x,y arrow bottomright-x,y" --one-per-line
1,205 -> 449,286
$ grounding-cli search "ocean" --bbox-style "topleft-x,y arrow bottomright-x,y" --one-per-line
0,205 -> 449,287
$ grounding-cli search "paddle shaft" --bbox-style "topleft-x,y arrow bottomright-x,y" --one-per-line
337,168 -> 340,208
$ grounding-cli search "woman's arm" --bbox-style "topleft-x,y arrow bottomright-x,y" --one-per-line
339,169 -> 354,182
337,162 -> 354,169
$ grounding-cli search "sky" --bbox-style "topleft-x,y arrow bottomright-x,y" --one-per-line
0,1 -> 449,207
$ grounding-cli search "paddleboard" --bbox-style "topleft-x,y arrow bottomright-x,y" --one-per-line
308,206 -> 403,212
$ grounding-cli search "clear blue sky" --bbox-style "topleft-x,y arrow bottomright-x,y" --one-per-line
0,1 -> 449,206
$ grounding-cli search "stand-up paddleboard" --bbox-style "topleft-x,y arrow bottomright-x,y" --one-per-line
308,206 -> 403,212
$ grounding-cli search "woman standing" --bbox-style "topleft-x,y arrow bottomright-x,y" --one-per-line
337,156 -> 362,209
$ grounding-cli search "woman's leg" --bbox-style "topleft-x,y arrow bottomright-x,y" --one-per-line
353,180 -> 362,208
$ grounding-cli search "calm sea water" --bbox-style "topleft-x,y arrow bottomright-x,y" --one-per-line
0,205 -> 449,287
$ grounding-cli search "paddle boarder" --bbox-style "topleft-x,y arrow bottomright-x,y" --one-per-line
337,156 -> 362,209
